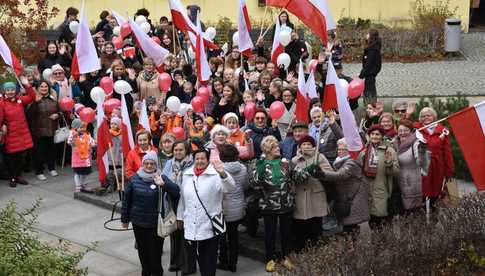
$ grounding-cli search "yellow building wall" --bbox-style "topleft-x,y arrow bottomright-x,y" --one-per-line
48,0 -> 470,31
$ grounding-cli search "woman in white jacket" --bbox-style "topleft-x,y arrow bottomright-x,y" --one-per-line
177,148 -> 236,276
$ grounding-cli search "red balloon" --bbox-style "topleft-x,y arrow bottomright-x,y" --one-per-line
309,59 -> 318,72
112,36 -> 123,50
243,102 -> 257,121
191,96 -> 205,113
120,23 -> 132,38
348,79 -> 365,99
59,97 -> 75,111
100,77 -> 114,94
171,127 -> 185,140
158,73 -> 172,92
103,98 -> 121,114
269,101 -> 285,120
151,36 -> 161,45
196,86 -> 210,103
79,107 -> 96,123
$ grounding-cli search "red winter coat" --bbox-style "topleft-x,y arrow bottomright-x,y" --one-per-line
415,123 -> 454,197
124,145 -> 158,179
0,87 -> 36,153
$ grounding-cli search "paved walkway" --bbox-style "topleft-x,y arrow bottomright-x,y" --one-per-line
345,32 -> 485,98
0,169 -> 268,276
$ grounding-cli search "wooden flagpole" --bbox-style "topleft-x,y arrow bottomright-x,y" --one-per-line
108,144 -> 120,191
259,6 -> 268,37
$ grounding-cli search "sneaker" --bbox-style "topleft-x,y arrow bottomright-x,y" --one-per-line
49,170 -> 58,177
282,257 -> 294,271
36,174 -> 47,181
265,260 -> 275,272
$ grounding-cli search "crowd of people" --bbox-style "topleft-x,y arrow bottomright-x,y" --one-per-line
0,5 -> 456,276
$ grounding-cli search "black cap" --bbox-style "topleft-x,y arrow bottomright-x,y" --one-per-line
292,122 -> 309,130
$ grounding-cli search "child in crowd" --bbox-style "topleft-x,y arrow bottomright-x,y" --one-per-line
68,119 -> 96,193
158,132 -> 175,169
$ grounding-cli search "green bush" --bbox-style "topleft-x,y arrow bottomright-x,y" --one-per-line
413,94 -> 472,181
0,200 -> 93,276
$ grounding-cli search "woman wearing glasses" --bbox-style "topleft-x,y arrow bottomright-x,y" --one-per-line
247,109 -> 281,158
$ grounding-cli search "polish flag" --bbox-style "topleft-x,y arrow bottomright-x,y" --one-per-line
309,0 -> 336,30
111,10 -> 127,25
266,0 -> 329,44
295,61 -> 310,123
96,100 -> 111,184
71,5 -> 101,80
0,34 -> 23,76
237,0 -> 253,57
270,17 -> 284,65
139,99 -> 150,131
120,94 -> 135,156
195,13 -> 212,84
305,70 -> 318,99
129,18 -> 169,72
323,84 -> 338,111
169,0 -> 197,34
448,101 -> 485,191
326,59 -> 363,157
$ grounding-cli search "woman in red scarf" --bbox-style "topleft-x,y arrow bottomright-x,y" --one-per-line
125,129 -> 157,179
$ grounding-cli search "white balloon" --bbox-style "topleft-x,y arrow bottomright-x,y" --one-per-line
135,15 -> 147,25
140,22 -> 151,34
279,30 -> 291,47
206,27 -> 217,40
90,86 -> 106,105
42,68 -> 52,80
114,80 -> 132,95
113,26 -> 121,36
339,79 -> 350,97
232,32 -> 239,46
178,103 -> 189,116
166,96 -> 181,113
276,53 -> 291,70
69,21 -> 79,34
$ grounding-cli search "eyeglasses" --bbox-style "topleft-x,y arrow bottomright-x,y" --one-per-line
254,117 -> 266,121
394,109 -> 406,114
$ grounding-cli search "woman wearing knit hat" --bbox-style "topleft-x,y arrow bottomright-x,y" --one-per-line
291,135 -> 333,252
50,64 -> 73,101
67,118 -> 96,193
223,112 -> 254,161
359,124 -> 399,228
0,76 -> 36,187
206,124 -> 231,162
121,150 -> 180,276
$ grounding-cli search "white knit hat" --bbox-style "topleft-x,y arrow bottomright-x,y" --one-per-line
142,151 -> 159,168
222,112 -> 239,125
51,64 -> 64,73
210,124 -> 230,140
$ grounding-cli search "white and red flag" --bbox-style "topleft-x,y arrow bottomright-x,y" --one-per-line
270,17 -> 284,65
139,99 -> 150,131
120,94 -> 135,156
96,100 -> 111,184
326,59 -> 363,158
169,0 -> 197,34
71,4 -> 101,80
0,34 -> 23,76
295,61 -> 310,123
129,18 -> 169,72
448,101 -> 485,191
195,13 -> 212,84
111,10 -> 127,26
305,70 -> 318,99
266,0 -> 331,44
237,0 -> 253,57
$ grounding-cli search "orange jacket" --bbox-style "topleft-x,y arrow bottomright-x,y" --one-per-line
227,129 -> 254,160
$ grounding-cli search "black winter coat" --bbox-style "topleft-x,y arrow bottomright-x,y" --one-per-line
248,123 -> 282,158
359,41 -> 382,79
121,174 -> 180,228
285,39 -> 308,72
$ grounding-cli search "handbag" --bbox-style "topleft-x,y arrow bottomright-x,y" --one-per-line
334,182 -> 362,219
157,188 -> 177,238
54,116 -> 69,144
193,179 -> 226,236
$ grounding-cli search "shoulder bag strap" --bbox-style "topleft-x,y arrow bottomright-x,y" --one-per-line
192,178 -> 213,221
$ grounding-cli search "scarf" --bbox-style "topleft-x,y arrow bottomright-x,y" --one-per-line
171,156 -> 192,184
136,168 -> 162,182
394,134 -> 417,154
57,78 -> 72,101
142,70 -> 156,81
384,128 -> 397,139
194,166 -> 206,177
257,159 -> 283,188
333,155 -> 351,169
75,133 -> 91,160
363,144 -> 379,178
110,127 -> 121,137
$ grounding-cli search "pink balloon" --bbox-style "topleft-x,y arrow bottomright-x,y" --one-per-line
74,103 -> 85,114
151,36 -> 161,45
171,127 -> 185,140
191,96 -> 205,113
79,107 -> 96,123
348,79 -> 365,99
103,98 -> 121,114
59,97 -> 75,111
196,86 -> 210,103
243,102 -> 256,121
309,59 -> 318,72
120,23 -> 132,38
269,101 -> 285,120
158,73 -> 172,92
112,36 -> 123,50
100,77 -> 114,94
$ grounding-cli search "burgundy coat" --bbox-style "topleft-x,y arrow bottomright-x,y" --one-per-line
415,123 -> 454,197
0,86 -> 36,153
